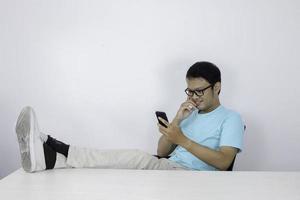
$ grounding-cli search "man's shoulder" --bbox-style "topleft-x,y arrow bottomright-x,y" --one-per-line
221,106 -> 242,120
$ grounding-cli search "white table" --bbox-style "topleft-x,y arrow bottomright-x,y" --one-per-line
1,169 -> 300,200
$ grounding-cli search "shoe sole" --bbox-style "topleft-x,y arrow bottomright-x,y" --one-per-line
15,106 -> 36,172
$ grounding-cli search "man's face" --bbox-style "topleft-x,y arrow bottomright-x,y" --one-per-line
185,78 -> 220,112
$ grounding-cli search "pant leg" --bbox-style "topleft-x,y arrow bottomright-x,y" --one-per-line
53,152 -> 71,169
66,145 -> 188,170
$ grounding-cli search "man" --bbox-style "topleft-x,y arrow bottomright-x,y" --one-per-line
15,61 -> 244,172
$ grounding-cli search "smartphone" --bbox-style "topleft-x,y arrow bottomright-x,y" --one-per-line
155,111 -> 169,128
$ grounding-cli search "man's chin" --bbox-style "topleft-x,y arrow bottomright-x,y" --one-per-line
196,104 -> 207,112
196,103 -> 204,109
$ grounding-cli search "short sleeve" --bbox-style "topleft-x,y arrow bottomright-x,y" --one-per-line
219,113 -> 245,153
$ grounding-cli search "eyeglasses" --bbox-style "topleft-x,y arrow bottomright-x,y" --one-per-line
185,85 -> 213,97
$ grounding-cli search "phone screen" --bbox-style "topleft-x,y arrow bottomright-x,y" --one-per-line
155,111 -> 168,128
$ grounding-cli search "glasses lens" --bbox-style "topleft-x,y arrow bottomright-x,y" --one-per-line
194,90 -> 203,96
185,89 -> 193,96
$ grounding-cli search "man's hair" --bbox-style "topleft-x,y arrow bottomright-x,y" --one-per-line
186,61 -> 221,94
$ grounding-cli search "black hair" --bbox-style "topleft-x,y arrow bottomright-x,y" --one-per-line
186,61 -> 221,94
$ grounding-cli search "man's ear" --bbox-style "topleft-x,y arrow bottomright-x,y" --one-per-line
213,82 -> 221,94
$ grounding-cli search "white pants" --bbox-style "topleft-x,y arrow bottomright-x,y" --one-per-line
59,146 -> 188,170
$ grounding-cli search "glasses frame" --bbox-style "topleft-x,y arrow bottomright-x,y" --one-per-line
185,85 -> 213,97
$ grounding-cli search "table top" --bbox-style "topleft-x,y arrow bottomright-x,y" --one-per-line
1,169 -> 300,200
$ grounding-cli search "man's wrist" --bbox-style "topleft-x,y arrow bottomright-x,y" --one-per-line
172,117 -> 181,126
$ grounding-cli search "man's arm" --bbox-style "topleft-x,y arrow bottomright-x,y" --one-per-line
156,99 -> 196,158
179,138 -> 238,170
157,135 -> 177,157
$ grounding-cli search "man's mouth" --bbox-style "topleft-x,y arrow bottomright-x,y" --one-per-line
190,99 -> 203,108
196,100 -> 203,104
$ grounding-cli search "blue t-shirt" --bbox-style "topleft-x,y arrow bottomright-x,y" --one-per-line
169,105 -> 244,171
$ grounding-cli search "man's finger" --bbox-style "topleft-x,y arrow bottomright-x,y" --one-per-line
158,125 -> 168,136
185,101 -> 197,107
158,117 -> 169,127
158,123 -> 169,134
182,105 -> 194,112
158,123 -> 167,131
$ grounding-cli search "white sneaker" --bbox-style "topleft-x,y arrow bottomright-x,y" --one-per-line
15,106 -> 46,172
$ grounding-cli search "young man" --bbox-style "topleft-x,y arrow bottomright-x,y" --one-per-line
15,61 -> 244,172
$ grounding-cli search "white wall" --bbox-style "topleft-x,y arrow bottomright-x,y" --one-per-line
1,0 -> 300,178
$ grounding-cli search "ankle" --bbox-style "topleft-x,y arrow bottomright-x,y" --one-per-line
45,135 -> 70,158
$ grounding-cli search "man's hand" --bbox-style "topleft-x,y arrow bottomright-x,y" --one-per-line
172,98 -> 197,125
157,117 -> 188,145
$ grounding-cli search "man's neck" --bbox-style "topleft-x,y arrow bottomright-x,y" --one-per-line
199,101 -> 221,114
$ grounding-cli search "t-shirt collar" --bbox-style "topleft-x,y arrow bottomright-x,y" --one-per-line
197,104 -> 223,116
